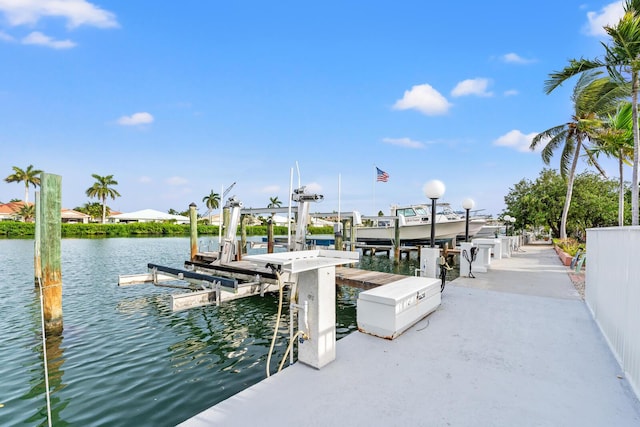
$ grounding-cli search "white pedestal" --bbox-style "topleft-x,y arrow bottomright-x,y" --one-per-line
472,238 -> 494,272
297,266 -> 336,369
500,237 -> 511,258
419,247 -> 441,278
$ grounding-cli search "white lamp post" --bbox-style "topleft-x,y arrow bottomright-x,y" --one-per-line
462,198 -> 475,242
503,215 -> 512,236
510,216 -> 516,237
423,180 -> 446,248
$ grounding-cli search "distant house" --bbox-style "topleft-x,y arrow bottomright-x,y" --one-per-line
61,209 -> 91,224
0,202 -> 89,223
109,209 -> 190,224
0,201 -> 25,221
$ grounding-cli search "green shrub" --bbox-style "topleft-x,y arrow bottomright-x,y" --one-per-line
553,238 -> 585,257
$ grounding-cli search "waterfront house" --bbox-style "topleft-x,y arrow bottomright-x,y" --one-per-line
109,209 -> 190,224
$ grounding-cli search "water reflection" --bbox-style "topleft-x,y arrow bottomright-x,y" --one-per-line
24,292 -> 69,427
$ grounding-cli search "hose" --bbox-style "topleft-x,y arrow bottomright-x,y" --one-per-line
462,247 -> 478,279
278,330 -> 308,373
37,277 -> 53,427
265,271 -> 284,378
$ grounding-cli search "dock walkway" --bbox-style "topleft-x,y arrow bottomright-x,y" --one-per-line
180,244 -> 640,426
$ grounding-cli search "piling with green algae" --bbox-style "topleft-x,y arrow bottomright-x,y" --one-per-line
189,202 -> 198,261
38,173 -> 63,334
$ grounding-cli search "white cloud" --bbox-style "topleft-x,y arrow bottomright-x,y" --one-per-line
504,89 -> 519,96
0,0 -> 118,29
392,83 -> 452,116
138,176 -> 153,184
382,137 -> 424,149
585,1 -> 624,36
501,52 -> 535,64
22,31 -> 76,49
117,112 -> 154,126
451,78 -> 493,98
304,182 -> 323,194
493,130 -> 541,152
166,176 -> 189,186
0,30 -> 14,42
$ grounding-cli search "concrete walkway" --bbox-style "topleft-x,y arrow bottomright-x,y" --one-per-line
180,245 -> 640,427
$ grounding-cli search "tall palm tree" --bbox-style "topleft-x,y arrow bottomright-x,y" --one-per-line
4,165 -> 42,204
202,190 -> 220,224
589,102 -> 635,225
85,174 -> 121,224
531,72 -> 619,239
267,196 -> 282,220
544,0 -> 640,225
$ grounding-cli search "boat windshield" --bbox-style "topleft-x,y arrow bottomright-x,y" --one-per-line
413,207 -> 428,215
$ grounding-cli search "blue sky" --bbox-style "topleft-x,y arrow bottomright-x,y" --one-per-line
0,1 -> 629,217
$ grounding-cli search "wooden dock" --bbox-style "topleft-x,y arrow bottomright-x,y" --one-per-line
335,267 -> 409,290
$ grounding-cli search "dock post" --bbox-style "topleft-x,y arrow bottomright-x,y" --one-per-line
393,217 -> 400,263
189,202 -> 198,261
334,222 -> 343,251
34,191 -> 41,285
39,173 -> 63,334
267,217 -> 274,253
240,214 -> 247,255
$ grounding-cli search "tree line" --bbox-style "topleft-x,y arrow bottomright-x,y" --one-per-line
3,166 -> 284,224
529,0 -> 640,239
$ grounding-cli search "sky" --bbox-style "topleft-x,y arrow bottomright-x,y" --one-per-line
0,0 -> 631,218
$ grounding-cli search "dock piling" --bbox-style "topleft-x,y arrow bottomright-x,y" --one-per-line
189,202 -> 198,261
38,173 -> 63,334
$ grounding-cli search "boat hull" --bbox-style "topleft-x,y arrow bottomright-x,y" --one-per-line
356,219 -> 466,245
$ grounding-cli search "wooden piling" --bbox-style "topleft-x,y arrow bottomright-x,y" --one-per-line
393,217 -> 400,263
39,173 -> 63,334
240,214 -> 247,255
267,217 -> 274,253
334,222 -> 343,251
189,202 -> 198,261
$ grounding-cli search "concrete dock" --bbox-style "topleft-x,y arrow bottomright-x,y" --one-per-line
180,244 -> 640,426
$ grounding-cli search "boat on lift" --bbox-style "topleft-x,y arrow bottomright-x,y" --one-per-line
356,203 -> 467,245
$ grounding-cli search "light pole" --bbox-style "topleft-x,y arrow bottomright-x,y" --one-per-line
510,216 -> 516,237
504,215 -> 512,236
423,180 -> 445,248
462,198 -> 475,242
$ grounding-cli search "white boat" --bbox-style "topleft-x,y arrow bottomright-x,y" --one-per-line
356,203 -> 467,245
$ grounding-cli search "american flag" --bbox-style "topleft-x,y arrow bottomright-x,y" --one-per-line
376,167 -> 389,182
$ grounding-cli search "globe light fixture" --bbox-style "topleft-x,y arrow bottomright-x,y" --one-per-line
423,180 -> 446,248
462,198 -> 475,242
503,215 -> 512,236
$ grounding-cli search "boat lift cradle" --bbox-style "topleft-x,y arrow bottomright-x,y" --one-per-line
118,187 -> 326,311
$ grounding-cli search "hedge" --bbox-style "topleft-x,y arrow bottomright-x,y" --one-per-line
0,221 -> 334,238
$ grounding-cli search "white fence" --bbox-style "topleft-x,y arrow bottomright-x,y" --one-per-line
586,227 -> 640,400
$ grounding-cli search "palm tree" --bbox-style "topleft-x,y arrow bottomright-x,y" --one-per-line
17,203 -> 35,222
589,102 -> 635,226
544,0 -> 640,225
85,174 -> 121,224
267,196 -> 282,221
4,165 -> 42,204
531,71 -> 619,239
202,190 -> 220,224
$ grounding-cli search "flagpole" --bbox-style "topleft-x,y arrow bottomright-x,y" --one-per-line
372,165 -> 376,215
338,173 -> 341,224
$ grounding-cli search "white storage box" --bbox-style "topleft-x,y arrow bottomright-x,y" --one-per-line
357,277 -> 441,339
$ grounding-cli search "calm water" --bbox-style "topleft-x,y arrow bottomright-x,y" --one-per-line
0,237 -> 422,426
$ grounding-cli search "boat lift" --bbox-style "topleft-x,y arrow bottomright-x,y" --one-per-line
117,187 -> 329,312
